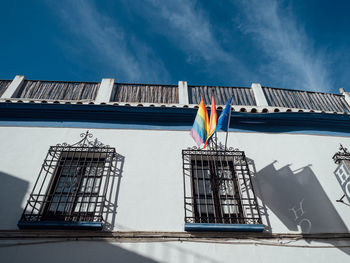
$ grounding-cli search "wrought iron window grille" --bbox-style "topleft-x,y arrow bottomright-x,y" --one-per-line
182,141 -> 262,228
18,131 -> 118,230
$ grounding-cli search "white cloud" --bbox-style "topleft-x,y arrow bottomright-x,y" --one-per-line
237,0 -> 332,92
47,0 -> 330,91
134,0 -> 251,81
48,0 -> 169,82
146,0 -> 227,63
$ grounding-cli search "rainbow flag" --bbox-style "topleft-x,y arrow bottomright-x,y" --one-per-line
204,94 -> 217,148
190,95 -> 209,147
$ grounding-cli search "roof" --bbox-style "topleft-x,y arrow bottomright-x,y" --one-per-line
0,78 -> 349,114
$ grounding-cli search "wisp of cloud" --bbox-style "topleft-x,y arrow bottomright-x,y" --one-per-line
131,0 -> 251,83
47,0 -> 169,83
237,0 -> 332,92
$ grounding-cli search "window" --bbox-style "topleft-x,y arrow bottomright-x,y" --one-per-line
182,148 -> 263,231
18,131 -> 116,230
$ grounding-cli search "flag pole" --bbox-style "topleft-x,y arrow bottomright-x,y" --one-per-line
213,91 -> 218,151
224,97 -> 233,151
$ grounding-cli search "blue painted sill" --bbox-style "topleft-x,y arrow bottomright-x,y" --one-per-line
17,221 -> 103,230
185,223 -> 265,232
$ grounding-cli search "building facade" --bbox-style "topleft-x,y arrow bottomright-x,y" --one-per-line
1,76 -> 350,262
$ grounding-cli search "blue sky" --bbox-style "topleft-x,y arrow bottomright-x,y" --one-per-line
0,0 -> 349,93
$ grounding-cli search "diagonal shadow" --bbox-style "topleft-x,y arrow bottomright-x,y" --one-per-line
1,240 -> 159,263
249,160 -> 350,255
103,153 -> 125,231
0,171 -> 29,229
0,169 -> 159,262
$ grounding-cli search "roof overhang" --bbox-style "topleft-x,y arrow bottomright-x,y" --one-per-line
1,102 -> 350,135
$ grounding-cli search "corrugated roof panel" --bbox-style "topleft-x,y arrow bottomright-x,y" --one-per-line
262,87 -> 350,112
0,80 -> 11,97
110,83 -> 179,104
188,86 -> 256,105
14,80 -> 100,100
334,95 -> 350,112
3,78 -> 350,113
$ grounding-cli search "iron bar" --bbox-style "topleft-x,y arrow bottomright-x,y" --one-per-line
182,148 -> 261,225
19,131 -> 116,228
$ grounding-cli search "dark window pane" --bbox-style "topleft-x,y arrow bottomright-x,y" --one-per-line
183,149 -> 262,225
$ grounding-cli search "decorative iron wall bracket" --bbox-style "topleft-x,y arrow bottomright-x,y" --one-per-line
333,144 -> 350,163
333,144 -> 350,206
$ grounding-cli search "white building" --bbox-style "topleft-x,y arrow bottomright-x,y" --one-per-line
1,76 -> 350,262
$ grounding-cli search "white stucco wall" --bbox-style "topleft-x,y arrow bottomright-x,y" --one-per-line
1,238 -> 350,263
0,126 -> 350,234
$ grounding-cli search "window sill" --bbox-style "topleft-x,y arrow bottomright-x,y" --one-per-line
185,223 -> 264,232
18,221 -> 103,230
